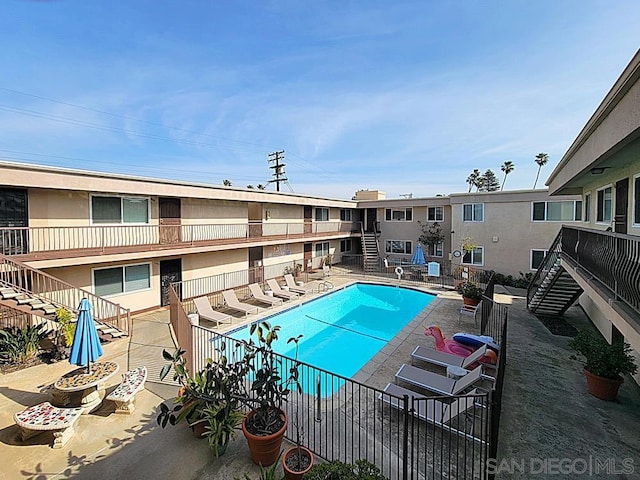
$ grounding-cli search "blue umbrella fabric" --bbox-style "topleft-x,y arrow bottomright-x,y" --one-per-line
412,243 -> 427,265
69,298 -> 103,373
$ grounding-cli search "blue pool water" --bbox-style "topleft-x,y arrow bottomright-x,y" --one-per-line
228,283 -> 434,391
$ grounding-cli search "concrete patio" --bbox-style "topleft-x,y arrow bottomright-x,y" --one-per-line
1,281 -> 639,479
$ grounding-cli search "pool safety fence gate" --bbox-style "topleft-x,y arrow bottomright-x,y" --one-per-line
187,323 -> 506,480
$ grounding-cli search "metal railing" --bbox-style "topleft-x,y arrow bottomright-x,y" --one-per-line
0,253 -> 131,334
167,270 -> 508,479
0,221 -> 359,258
526,229 -> 563,307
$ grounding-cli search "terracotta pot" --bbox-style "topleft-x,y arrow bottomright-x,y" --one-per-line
463,296 -> 480,307
191,420 -> 207,438
282,446 -> 314,480
583,369 -> 623,401
242,408 -> 288,466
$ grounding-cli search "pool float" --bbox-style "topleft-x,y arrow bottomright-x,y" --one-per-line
423,325 -> 475,357
453,332 -> 500,353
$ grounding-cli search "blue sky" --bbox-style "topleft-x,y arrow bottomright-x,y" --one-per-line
1,1 -> 639,199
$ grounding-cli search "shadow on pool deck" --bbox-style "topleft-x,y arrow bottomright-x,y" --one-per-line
1,281 -> 638,479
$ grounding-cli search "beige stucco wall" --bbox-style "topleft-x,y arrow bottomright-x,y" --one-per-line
450,190 -> 582,276
181,198 -> 247,224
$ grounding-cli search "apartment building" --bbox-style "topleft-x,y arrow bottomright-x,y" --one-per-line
534,49 -> 640,380
0,161 -> 360,315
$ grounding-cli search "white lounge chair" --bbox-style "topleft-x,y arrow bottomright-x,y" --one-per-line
222,290 -> 260,316
395,364 -> 484,396
266,279 -> 299,301
284,274 -> 313,295
411,344 -> 488,370
249,283 -> 283,307
380,383 -> 477,427
193,296 -> 232,325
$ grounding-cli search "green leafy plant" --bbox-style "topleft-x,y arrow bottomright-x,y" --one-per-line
459,235 -> 478,253
304,459 -> 388,479
418,221 -> 445,249
0,324 -> 47,364
55,307 -> 75,348
569,329 -> 637,379
456,281 -> 483,302
239,322 -> 302,436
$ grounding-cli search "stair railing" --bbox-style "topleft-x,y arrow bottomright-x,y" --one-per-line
526,228 -> 563,308
0,253 -> 130,334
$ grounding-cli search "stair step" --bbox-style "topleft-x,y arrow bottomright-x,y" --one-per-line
1,291 -> 22,299
16,296 -> 38,305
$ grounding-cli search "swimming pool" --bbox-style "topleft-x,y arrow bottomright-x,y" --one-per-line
228,283 -> 434,390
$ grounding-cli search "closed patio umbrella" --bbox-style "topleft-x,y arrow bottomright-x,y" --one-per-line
412,243 -> 426,265
69,298 -> 103,374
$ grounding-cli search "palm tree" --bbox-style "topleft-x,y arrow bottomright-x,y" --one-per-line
466,169 -> 481,192
500,161 -> 515,191
533,153 -> 549,189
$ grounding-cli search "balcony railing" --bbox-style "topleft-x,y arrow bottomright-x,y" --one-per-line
0,221 -> 360,260
560,226 -> 640,315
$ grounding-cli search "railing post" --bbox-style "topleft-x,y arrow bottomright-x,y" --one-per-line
402,394 -> 410,480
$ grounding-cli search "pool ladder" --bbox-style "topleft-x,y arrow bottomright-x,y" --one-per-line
318,280 -> 334,292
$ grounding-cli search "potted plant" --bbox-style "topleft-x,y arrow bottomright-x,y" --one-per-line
569,329 -> 637,401
282,418 -> 314,479
238,321 -> 302,467
158,343 -> 248,452
456,281 -> 483,306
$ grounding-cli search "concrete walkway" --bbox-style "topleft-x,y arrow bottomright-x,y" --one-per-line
1,283 -> 639,479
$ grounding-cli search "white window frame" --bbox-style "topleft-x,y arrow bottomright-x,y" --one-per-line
314,241 -> 330,257
385,240 -> 413,255
315,207 -> 329,222
530,249 -> 548,270
633,174 -> 640,226
340,209 -> 352,222
385,208 -> 413,222
92,262 -> 152,297
462,246 -> 484,266
584,192 -> 591,223
531,200 -> 582,222
426,242 -> 444,258
90,194 -> 151,225
462,203 -> 484,222
596,185 -> 613,224
427,206 -> 444,222
340,239 -> 353,253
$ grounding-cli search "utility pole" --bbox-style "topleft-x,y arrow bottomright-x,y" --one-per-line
267,150 -> 287,192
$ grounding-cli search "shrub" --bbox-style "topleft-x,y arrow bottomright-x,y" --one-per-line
304,459 -> 388,480
569,329 -> 637,379
456,281 -> 483,301
0,324 -> 47,364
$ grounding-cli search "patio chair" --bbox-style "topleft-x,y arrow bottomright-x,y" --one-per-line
222,290 -> 260,316
284,274 -> 314,295
193,296 -> 232,325
248,283 -> 283,307
380,383 -> 478,426
459,300 -> 482,326
395,364 -> 484,396
266,279 -> 299,301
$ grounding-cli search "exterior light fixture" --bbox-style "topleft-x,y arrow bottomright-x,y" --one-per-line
590,167 -> 608,175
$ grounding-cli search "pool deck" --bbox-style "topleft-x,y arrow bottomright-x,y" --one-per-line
1,278 -> 639,479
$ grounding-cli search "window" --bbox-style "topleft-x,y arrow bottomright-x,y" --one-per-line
315,241 -> 329,257
427,242 -> 443,257
340,239 -> 352,253
532,201 -> 582,221
462,246 -> 484,266
385,240 -> 412,255
584,193 -> 591,222
385,208 -> 413,222
340,209 -> 352,221
315,208 -> 329,222
91,196 -> 149,224
531,250 -> 548,270
94,263 -> 151,296
596,186 -> 613,223
427,206 -> 444,222
634,176 -> 640,225
462,203 -> 484,222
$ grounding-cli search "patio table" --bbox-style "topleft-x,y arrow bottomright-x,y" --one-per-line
52,361 -> 119,414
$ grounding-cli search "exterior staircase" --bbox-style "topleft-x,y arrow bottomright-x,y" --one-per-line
0,253 -> 130,341
527,231 -> 583,316
361,231 -> 380,273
